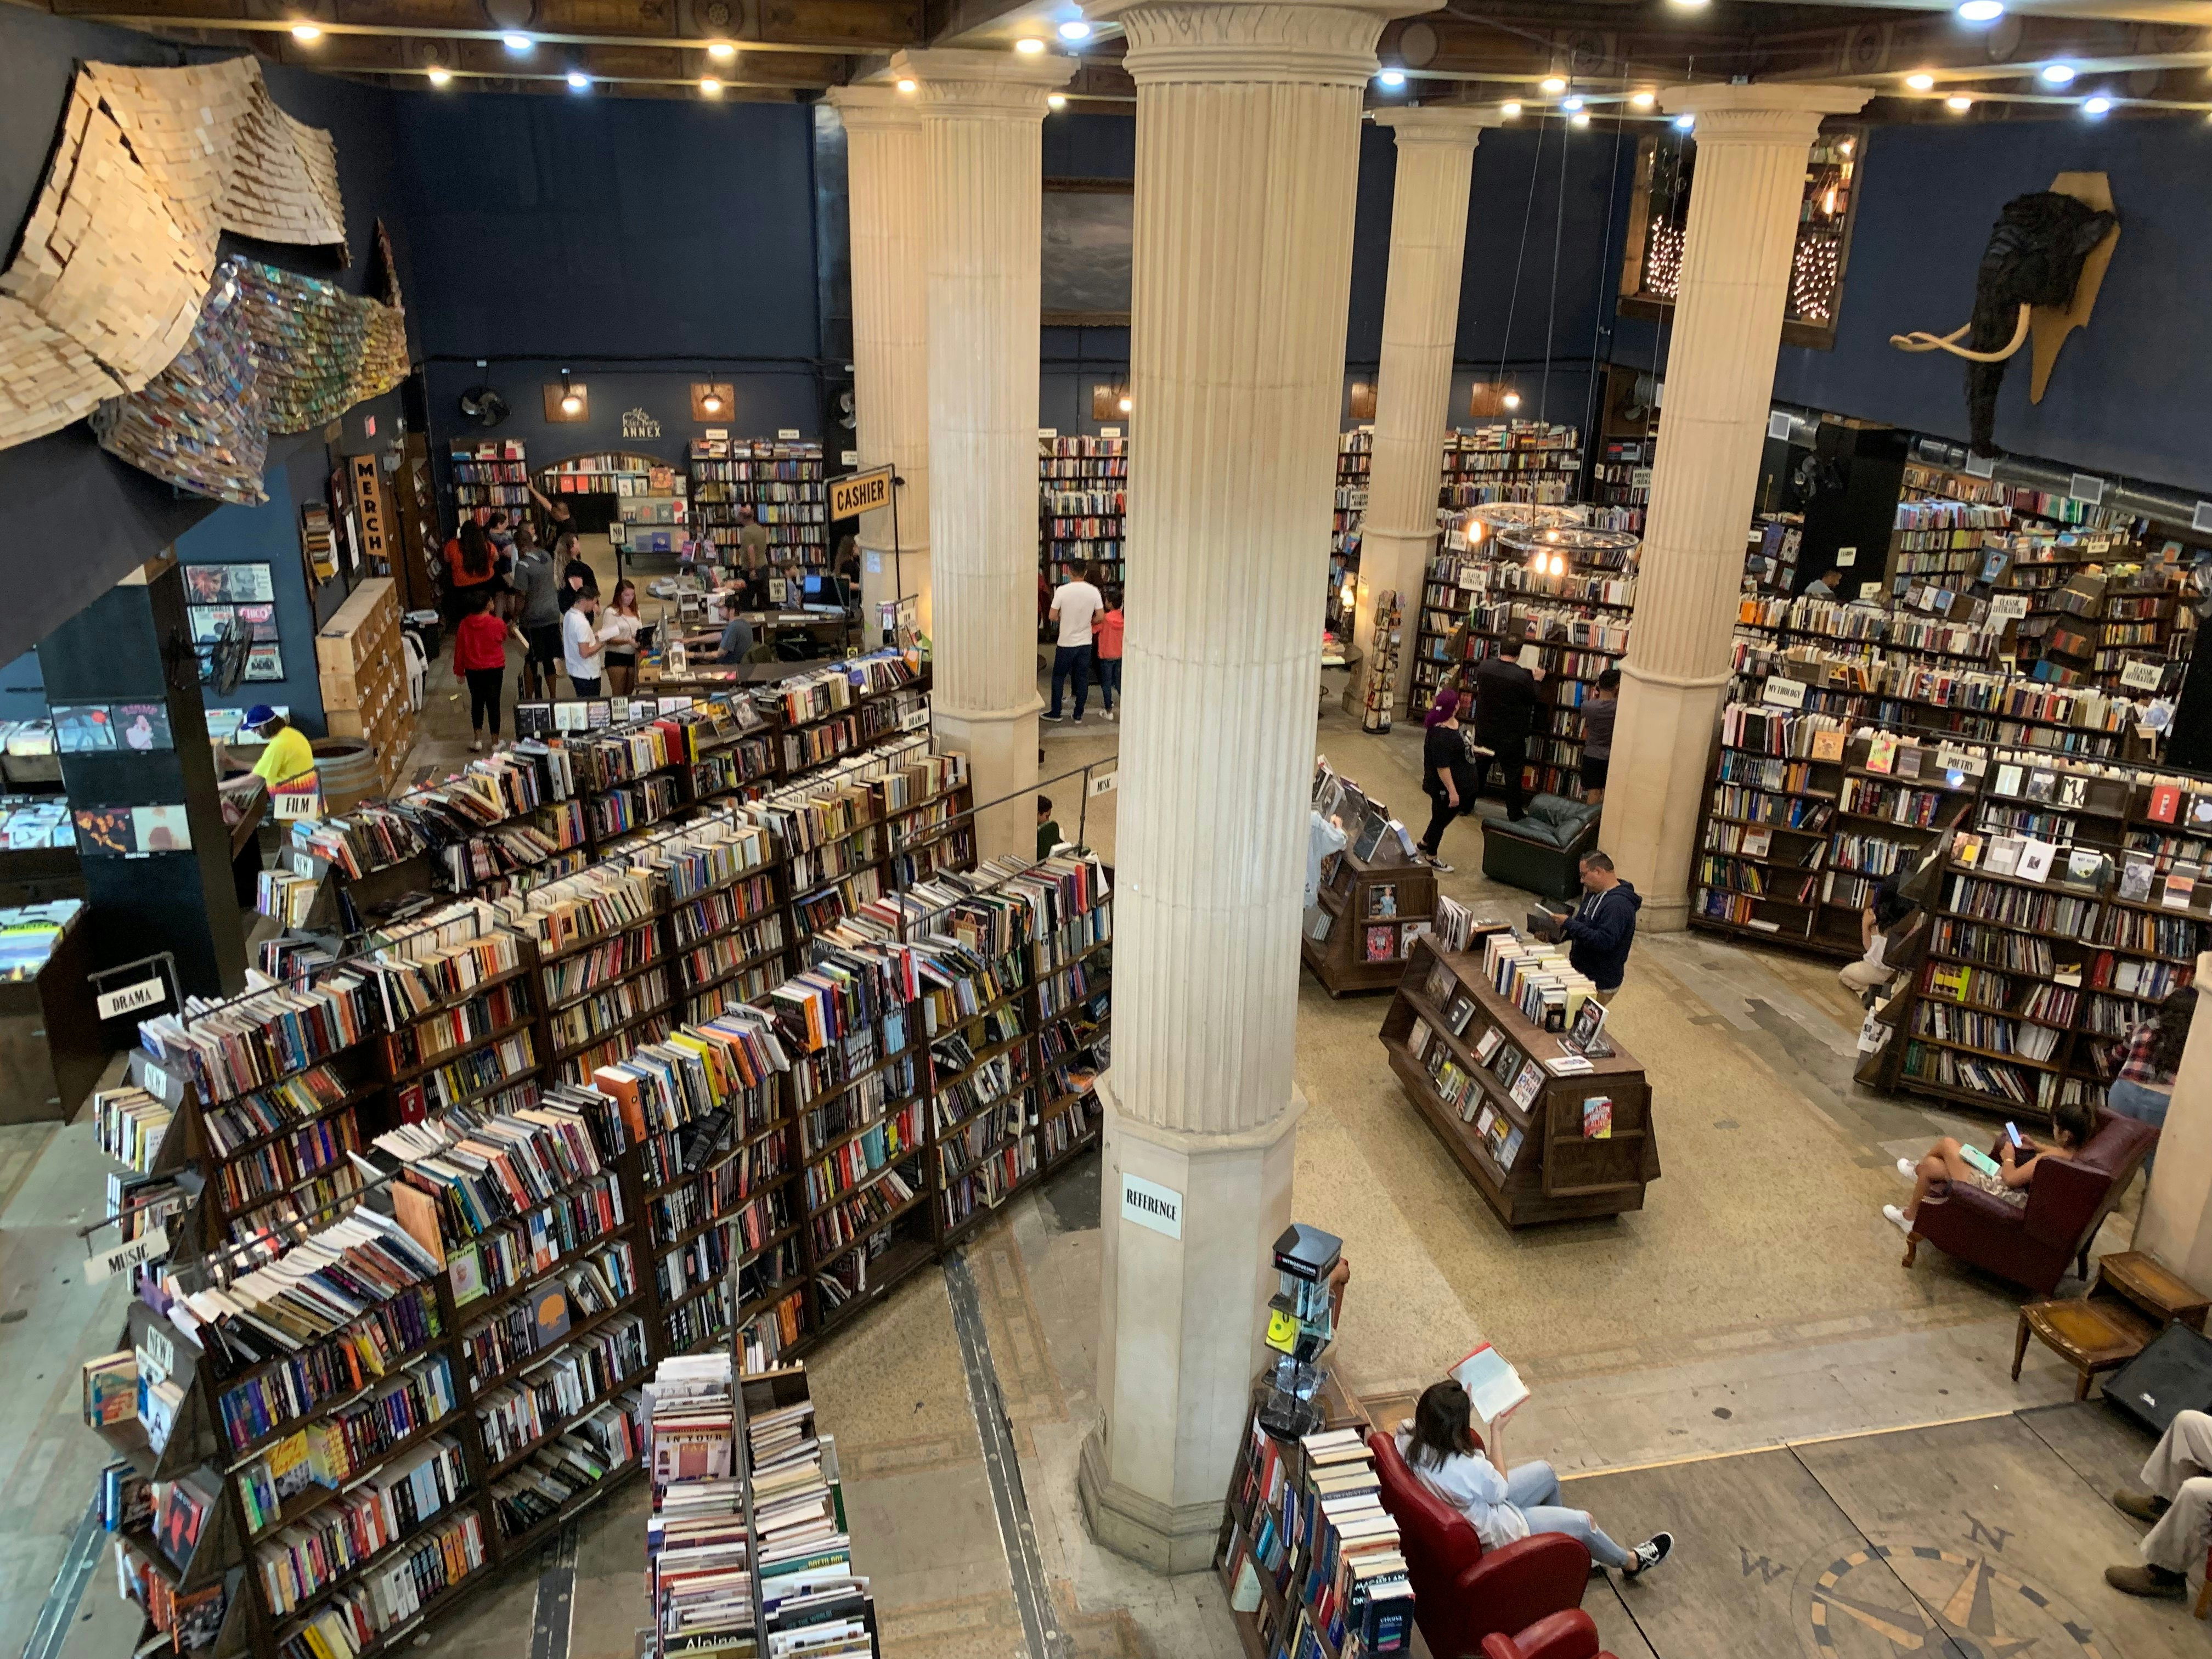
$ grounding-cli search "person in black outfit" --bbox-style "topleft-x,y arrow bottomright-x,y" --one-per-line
1471,629 -> 1544,822
1416,686 -> 1481,872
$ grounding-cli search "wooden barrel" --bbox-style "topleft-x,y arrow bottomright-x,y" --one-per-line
310,737 -> 380,811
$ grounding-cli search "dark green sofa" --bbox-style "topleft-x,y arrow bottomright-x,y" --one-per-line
1479,794 -> 1602,901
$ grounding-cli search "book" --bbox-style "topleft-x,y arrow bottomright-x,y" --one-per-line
1742,827 -> 1773,859
1364,924 -> 1398,963
1450,1342 -> 1529,1424
1865,732 -> 1899,775
1993,763 -> 2024,798
2015,839 -> 2056,884
1444,994 -> 1475,1036
82,1352 -> 137,1427
1509,1063 -> 1542,1110
2024,770 -> 2056,804
1472,1027 -> 1502,1063
1369,885 -> 1397,919
1582,1096 -> 1613,1138
2163,870 -> 2197,911
2148,785 -> 2181,823
1810,729 -> 1846,763
2121,858 -> 2157,903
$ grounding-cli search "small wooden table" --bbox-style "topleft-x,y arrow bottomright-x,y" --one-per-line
2013,1251 -> 2212,1400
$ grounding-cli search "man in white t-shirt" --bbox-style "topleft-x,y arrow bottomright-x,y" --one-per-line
563,589 -> 605,696
1045,563 -> 1105,724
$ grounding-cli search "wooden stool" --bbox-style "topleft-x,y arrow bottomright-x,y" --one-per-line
2013,1251 -> 2212,1400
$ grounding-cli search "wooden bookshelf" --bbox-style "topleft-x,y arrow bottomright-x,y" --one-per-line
1380,937 -> 1660,1227
447,439 -> 529,529
1038,435 -> 1126,587
688,438 -> 828,567
1302,843 -> 1435,998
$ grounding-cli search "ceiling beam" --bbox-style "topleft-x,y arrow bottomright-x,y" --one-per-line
53,9 -> 912,54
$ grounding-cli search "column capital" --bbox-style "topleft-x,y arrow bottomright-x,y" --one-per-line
1092,0 -> 1426,88
1370,105 -> 1505,145
825,84 -> 922,130
889,47 -> 1075,114
1659,81 -> 1871,137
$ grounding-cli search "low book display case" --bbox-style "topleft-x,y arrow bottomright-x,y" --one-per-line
1379,936 -> 1660,1227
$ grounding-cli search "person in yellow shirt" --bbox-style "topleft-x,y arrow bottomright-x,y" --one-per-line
217,706 -> 314,794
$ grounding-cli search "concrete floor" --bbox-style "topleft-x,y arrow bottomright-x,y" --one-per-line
0,622 -> 2145,1659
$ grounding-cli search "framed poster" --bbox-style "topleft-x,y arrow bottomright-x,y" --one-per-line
244,644 -> 285,682
187,605 -> 233,645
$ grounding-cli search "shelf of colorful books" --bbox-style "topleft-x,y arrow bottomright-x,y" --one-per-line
1039,434 -> 1128,584
687,438 -> 828,564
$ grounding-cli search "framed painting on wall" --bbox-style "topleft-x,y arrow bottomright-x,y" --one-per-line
1042,178 -> 1133,327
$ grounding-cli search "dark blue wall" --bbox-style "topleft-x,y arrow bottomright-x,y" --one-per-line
390,91 -> 820,364
1773,115 -> 2212,495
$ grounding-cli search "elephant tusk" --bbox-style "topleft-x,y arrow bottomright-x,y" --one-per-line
1887,303 -> 2033,363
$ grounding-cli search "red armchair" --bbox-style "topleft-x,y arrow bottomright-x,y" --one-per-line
1481,1611 -> 1616,1659
1367,1430 -> 1589,1659
1902,1108 -> 2157,1296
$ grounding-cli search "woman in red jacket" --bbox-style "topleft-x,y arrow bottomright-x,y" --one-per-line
454,586 -> 526,752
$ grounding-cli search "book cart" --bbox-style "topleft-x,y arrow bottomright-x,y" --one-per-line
1379,938 -> 1660,1227
1302,842 -> 1436,999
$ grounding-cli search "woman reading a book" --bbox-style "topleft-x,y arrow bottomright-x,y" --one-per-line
1397,1380 -> 1672,1576
1883,1098 -> 2095,1235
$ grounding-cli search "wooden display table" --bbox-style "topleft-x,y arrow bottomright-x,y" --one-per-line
1380,936 -> 1661,1227
0,904 -> 104,1124
1302,842 -> 1435,997
2013,1250 -> 2211,1400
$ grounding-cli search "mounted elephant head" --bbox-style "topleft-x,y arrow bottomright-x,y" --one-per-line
1891,189 -> 2118,458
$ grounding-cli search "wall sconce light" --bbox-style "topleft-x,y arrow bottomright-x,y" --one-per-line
691,382 -> 734,421
547,371 -> 589,421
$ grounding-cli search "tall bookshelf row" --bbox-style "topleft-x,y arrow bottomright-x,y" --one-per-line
1592,436 -> 1654,535
1688,701 -> 2212,1118
1039,435 -> 1127,587
689,438 -> 828,566
1437,423 -> 1583,510
447,440 -> 528,529
86,839 -> 1110,1659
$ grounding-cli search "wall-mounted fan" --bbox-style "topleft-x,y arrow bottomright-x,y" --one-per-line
458,385 -> 510,427
208,616 -> 253,695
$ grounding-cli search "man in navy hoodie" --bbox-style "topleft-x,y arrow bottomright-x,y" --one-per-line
1561,851 -> 1641,1000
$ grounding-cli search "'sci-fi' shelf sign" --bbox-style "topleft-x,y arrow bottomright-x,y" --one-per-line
1121,1172 -> 1183,1239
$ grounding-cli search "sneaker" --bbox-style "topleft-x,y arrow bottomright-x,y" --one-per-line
470,737 -> 484,753
1624,1533 -> 1673,1577
2114,1488 -> 2171,1523
1897,1158 -> 1918,1185
1042,712 -> 1063,723
2105,1563 -> 2188,1599
1883,1204 -> 1913,1234
1425,855 -> 1455,873
1104,709 -> 1117,723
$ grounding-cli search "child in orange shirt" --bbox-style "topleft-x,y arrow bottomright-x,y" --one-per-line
1094,586 -> 1125,722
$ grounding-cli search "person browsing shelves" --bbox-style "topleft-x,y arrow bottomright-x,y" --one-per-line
1396,1380 -> 1671,1578
216,706 -> 313,794
1044,563 -> 1104,724
1558,852 -> 1640,1000
562,587 -> 606,697
1471,631 -> 1542,822
1414,686 -> 1481,874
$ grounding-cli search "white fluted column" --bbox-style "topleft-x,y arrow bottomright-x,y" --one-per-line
2134,950 -> 2212,1281
827,87 -> 934,635
1353,107 -> 1498,717
893,48 -> 1074,860
1600,83 -> 1869,931
1077,0 -> 1421,1572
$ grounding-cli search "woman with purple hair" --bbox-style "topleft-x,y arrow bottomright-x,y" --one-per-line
1416,686 -> 1480,872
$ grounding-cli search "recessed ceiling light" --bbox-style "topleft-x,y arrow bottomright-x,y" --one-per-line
290,22 -> 321,42
2082,93 -> 2112,113
1014,36 -> 1046,53
1501,101 -> 1522,117
502,32 -> 532,52
1673,113 -> 1695,129
1946,93 -> 1973,110
1539,76 -> 1566,94
706,41 -> 735,59
1957,0 -> 2004,20
1571,110 -> 1590,127
566,68 -> 590,89
1058,18 -> 1091,40
1376,68 -> 1406,88
427,66 -> 452,85
1047,92 -> 1067,109
896,77 -> 916,92
1906,72 -> 1935,90
1562,94 -> 1584,110
1630,91 -> 1655,108
700,76 -> 722,94
2040,63 -> 2076,84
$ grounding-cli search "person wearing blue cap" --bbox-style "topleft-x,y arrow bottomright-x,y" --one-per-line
216,705 -> 314,794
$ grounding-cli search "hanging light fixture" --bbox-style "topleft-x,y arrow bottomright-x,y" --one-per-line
559,370 -> 582,415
